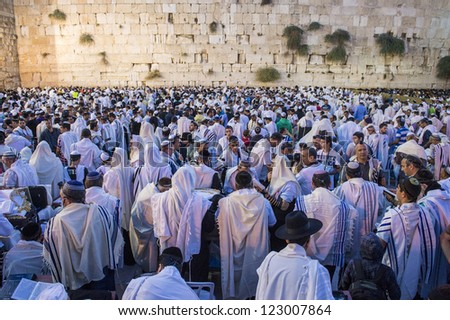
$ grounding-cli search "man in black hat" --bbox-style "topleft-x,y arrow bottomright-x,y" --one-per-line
255,210 -> 334,300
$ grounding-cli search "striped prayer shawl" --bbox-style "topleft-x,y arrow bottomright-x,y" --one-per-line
43,204 -> 118,289
377,205 -> 435,297
433,143 -> 450,180
330,201 -> 350,267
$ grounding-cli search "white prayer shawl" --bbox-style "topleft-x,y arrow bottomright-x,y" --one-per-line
71,117 -> 86,139
133,144 -> 172,197
63,164 -> 86,183
268,155 -> 301,197
301,118 -> 335,144
192,164 -> 217,189
103,148 -> 134,230
176,192 -> 210,262
122,266 -> 199,300
112,119 -> 125,149
377,134 -> 390,170
255,244 -> 334,300
218,189 -> 269,299
439,178 -> 450,193
417,190 -> 450,296
395,139 -> 428,162
29,141 -> 64,200
336,121 -> 360,146
365,132 -> 380,158
377,203 -> 436,299
43,203 -> 120,290
3,240 -> 46,280
129,183 -> 160,273
431,143 -> 450,180
418,124 -> 435,145
71,138 -> 102,171
5,133 -> 31,153
249,138 -> 272,180
210,122 -> 225,140
297,187 -> 356,266
140,121 -> 160,148
59,131 -> 79,164
152,166 -> 197,251
334,178 -> 382,258
177,116 -> 192,136
129,134 -> 144,168
85,186 -> 120,217
223,166 -> 259,194
36,122 -> 47,141
8,159 -> 39,187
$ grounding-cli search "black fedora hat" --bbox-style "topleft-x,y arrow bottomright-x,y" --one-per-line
275,211 -> 322,240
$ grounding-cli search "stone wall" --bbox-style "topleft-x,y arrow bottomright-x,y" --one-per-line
12,0 -> 450,88
0,0 -> 20,90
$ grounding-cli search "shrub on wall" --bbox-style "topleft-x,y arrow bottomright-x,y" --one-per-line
283,25 -> 308,56
376,32 -> 405,56
327,45 -> 347,63
79,33 -> 94,45
261,0 -> 272,5
436,56 -> 450,80
145,70 -> 161,80
308,22 -> 322,31
99,52 -> 109,65
48,9 -> 66,21
209,22 -> 218,33
256,67 -> 280,82
325,29 -> 351,46
325,29 -> 350,64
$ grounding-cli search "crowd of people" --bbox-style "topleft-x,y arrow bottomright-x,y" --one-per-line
0,85 -> 449,300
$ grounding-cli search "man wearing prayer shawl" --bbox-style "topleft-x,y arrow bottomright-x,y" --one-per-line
29,141 -> 64,200
376,177 -> 436,300
217,171 -> 276,299
150,165 -> 211,282
2,151 -> 38,188
190,149 -> 222,190
122,247 -> 199,300
56,122 -> 78,166
428,133 -> 450,181
129,178 -> 172,273
71,128 -> 102,172
334,162 -> 385,259
103,147 -> 134,264
258,155 -> 301,252
223,159 -> 261,195
416,169 -> 450,298
43,181 -> 122,291
3,222 -> 47,280
295,171 -> 357,278
256,211 -> 334,300
63,151 -> 88,183
133,144 -> 172,197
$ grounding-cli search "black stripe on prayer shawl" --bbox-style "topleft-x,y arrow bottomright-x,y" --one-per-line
418,207 -> 434,282
45,218 -> 62,283
133,167 -> 142,196
97,205 -> 115,267
295,195 -> 307,212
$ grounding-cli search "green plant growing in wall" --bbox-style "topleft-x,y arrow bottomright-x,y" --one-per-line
209,21 -> 218,33
261,0 -> 272,5
376,32 -> 405,56
48,9 -> 66,21
41,52 -> 50,58
145,70 -> 161,80
308,22 -> 322,31
327,46 -> 347,62
325,29 -> 351,63
282,25 -> 308,56
256,67 -> 281,82
436,56 -> 450,81
99,52 -> 109,65
79,33 -> 94,45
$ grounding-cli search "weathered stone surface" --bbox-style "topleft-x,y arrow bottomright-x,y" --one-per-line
2,0 -> 447,89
